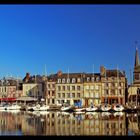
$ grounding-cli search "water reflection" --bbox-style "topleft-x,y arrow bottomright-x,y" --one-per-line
0,110 -> 140,136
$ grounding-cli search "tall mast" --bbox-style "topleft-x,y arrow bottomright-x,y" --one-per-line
35,74 -> 36,83
130,68 -> 133,104
45,64 -> 47,77
117,66 -> 119,104
17,75 -> 18,104
17,75 -> 18,94
92,64 -> 94,105
105,67 -> 107,104
67,68 -> 70,104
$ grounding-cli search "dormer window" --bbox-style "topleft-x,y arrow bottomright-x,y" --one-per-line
67,78 -> 70,83
96,77 -> 99,81
58,79 -> 61,83
72,78 -> 76,83
62,78 -> 65,83
92,77 -> 95,82
77,78 -> 81,83
87,77 -> 90,82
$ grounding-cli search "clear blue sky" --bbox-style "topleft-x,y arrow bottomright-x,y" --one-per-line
0,4 -> 140,83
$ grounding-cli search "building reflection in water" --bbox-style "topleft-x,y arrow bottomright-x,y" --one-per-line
0,111 -> 140,135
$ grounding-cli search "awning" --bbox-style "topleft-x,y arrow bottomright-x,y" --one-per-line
0,98 -> 17,101
16,96 -> 38,101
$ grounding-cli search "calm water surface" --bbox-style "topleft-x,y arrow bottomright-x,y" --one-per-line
0,110 -> 140,136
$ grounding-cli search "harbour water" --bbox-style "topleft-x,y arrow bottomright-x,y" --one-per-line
0,110 -> 139,136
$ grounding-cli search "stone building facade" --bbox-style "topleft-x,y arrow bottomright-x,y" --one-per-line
100,66 -> 126,105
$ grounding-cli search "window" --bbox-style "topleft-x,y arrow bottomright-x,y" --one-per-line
119,89 -> 121,95
77,78 -> 81,83
112,83 -> 115,87
92,77 -> 95,82
58,86 -> 61,91
48,84 -> 50,88
85,92 -> 89,97
52,91 -> 55,96
62,78 -> 65,83
77,86 -> 80,90
58,79 -> 61,83
119,82 -> 122,87
95,85 -> 99,90
72,93 -> 75,98
52,84 -> 55,88
106,83 -> 108,87
67,78 -> 70,83
105,90 -> 109,95
72,86 -> 75,90
58,93 -> 61,98
72,78 -> 76,83
67,86 -> 70,90
111,89 -> 115,95
62,93 -> 65,98
96,77 -> 100,82
87,77 -> 90,82
95,93 -> 99,98
77,93 -> 80,98
67,93 -> 70,98
62,86 -> 65,91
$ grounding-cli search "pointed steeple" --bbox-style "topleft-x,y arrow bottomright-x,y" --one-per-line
135,41 -> 139,67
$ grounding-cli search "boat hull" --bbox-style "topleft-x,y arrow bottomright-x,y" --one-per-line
86,107 -> 98,112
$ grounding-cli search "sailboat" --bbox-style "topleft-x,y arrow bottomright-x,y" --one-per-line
73,73 -> 86,113
32,73 -> 49,111
113,104 -> 124,112
85,101 -> 98,112
61,105 -> 73,112
60,68 -> 73,112
86,64 -> 98,112
101,68 -> 112,112
32,103 -> 49,111
73,100 -> 86,112
112,67 -> 124,112
6,76 -> 21,110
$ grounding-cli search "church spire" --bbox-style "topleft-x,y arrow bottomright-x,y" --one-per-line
135,41 -> 139,67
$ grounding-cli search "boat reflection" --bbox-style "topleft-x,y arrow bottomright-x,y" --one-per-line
0,111 -> 139,135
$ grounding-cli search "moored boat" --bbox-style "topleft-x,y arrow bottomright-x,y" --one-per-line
0,104 -> 6,110
60,105 -> 73,112
100,104 -> 112,112
85,106 -> 98,112
73,107 -> 86,112
6,103 -> 21,110
32,104 -> 49,111
113,104 -> 124,112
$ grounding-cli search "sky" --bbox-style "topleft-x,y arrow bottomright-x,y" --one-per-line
0,4 -> 140,83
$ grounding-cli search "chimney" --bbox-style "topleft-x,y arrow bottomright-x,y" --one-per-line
57,70 -> 62,77
25,72 -> 30,82
100,66 -> 106,76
